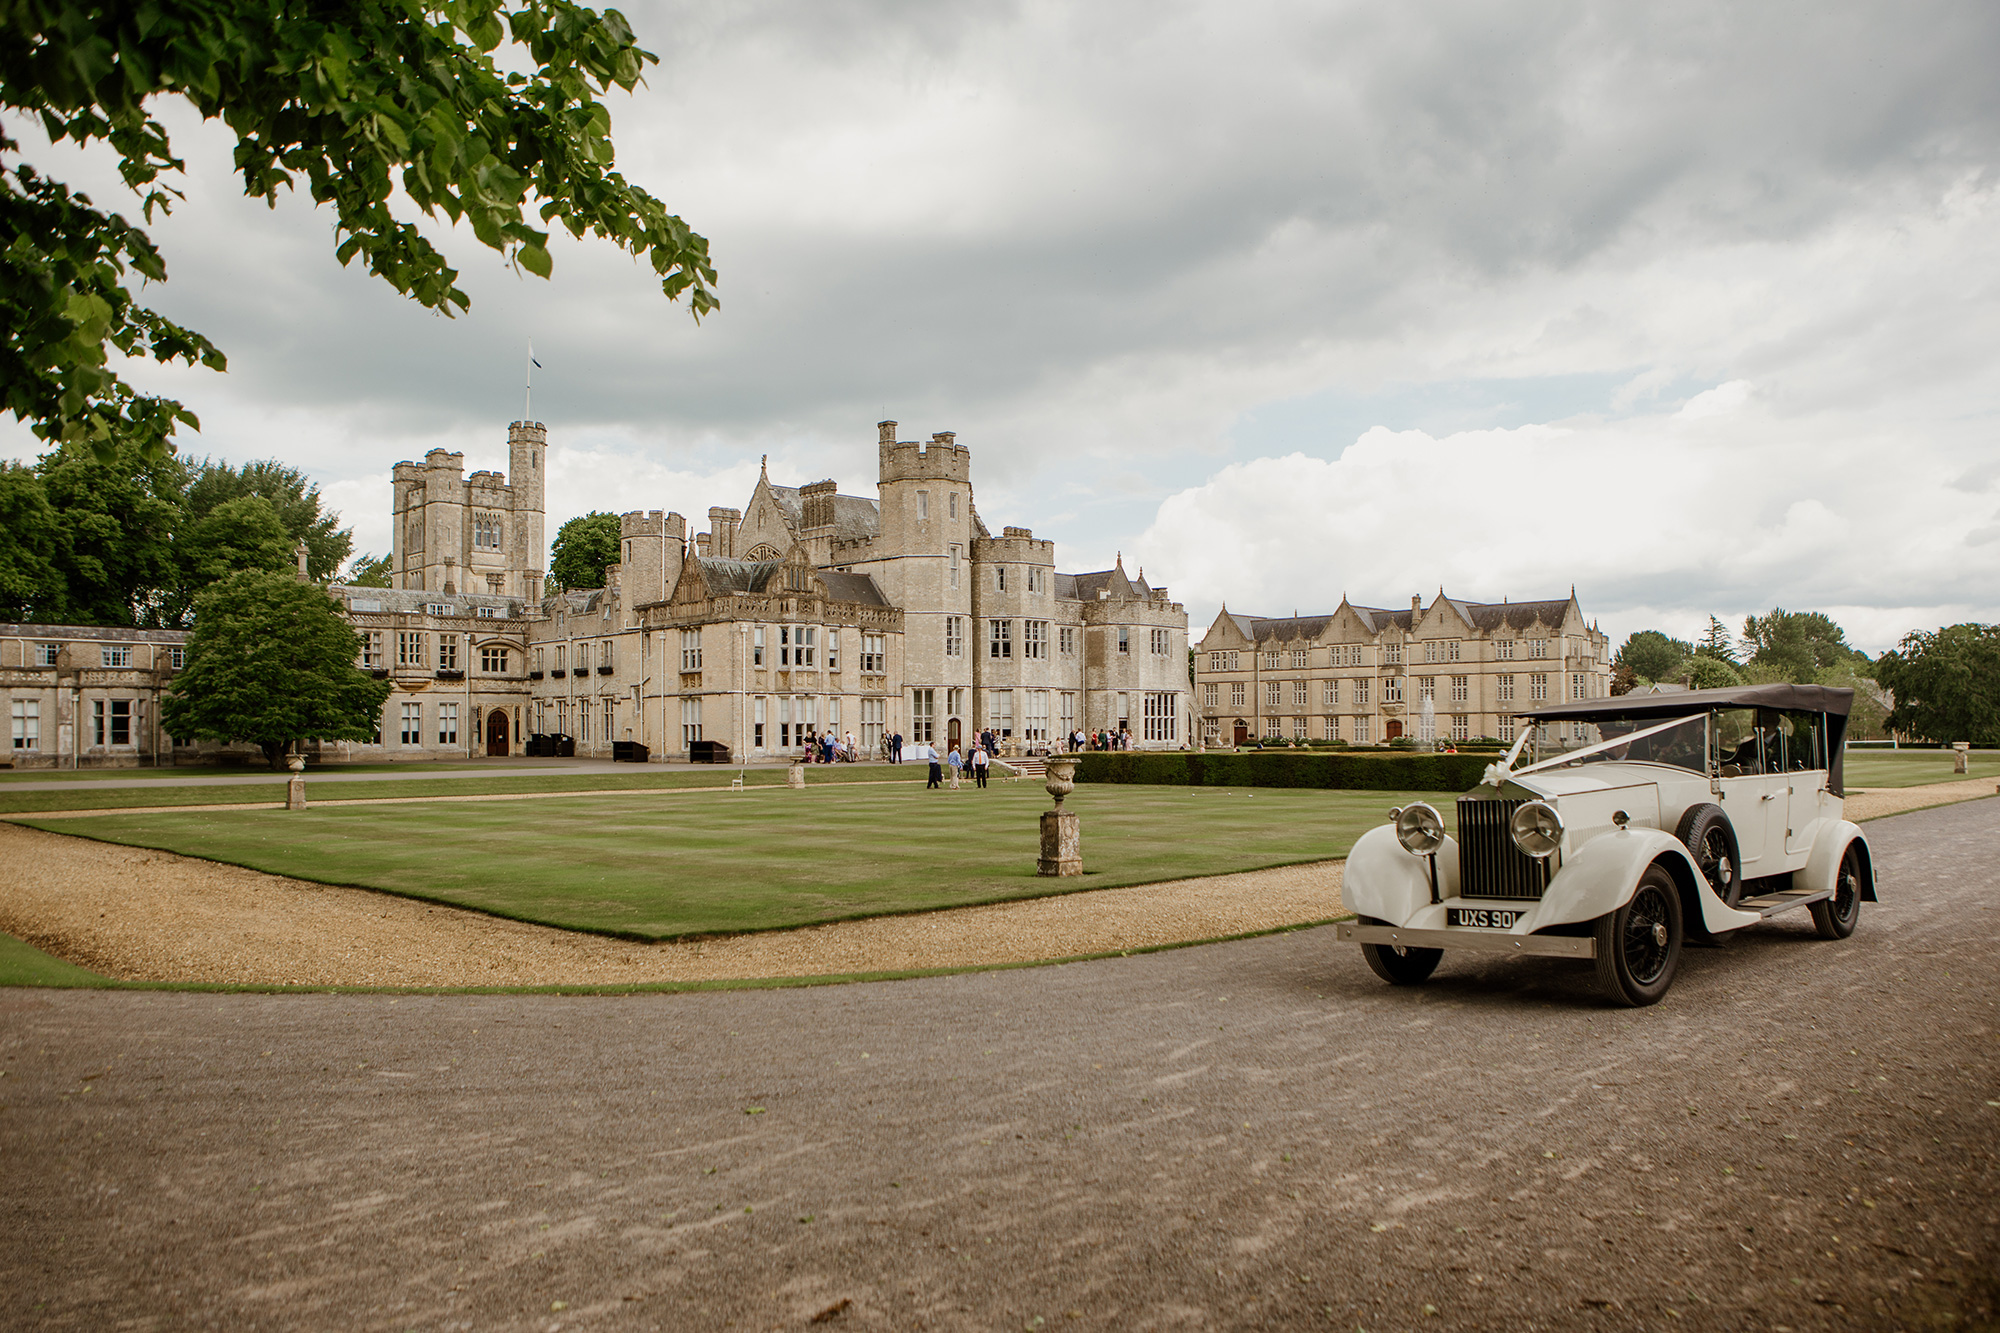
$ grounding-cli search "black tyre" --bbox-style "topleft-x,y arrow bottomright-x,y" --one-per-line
1357,918 -> 1443,985
1594,866 -> 1684,1007
1809,842 -> 1864,940
1676,803 -> 1744,908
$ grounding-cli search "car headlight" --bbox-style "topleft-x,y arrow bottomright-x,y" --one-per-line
1509,800 -> 1563,859
1394,802 -> 1446,856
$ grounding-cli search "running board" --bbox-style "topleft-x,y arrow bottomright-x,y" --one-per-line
1739,886 -> 1834,918
1336,922 -> 1596,959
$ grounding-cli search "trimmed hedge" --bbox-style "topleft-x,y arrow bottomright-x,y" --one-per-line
1075,750 -> 1493,792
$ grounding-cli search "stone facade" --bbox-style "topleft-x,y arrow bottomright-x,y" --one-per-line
2,419 -> 1190,768
1194,593 -> 1611,748
1,625 -> 191,768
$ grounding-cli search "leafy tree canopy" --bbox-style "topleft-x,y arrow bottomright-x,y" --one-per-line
1674,653 -> 1745,691
1614,630 -> 1693,683
161,569 -> 393,768
1741,607 -> 1868,683
1874,623 -> 2000,746
158,494 -> 295,625
1,443 -> 354,624
1695,615 -> 1739,664
548,509 -> 619,592
2,0 -> 716,461
34,438 -> 181,625
184,458 -> 352,579
346,552 -> 394,588
0,459 -> 61,618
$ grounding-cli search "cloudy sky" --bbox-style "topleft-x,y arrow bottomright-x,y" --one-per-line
7,0 -> 1999,653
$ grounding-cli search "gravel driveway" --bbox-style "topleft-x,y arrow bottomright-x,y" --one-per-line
3,799 -> 1996,1331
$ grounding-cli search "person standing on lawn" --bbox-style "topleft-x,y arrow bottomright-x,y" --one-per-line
891,731 -> 903,764
947,744 -> 963,789
971,744 -> 989,788
926,744 -> 943,789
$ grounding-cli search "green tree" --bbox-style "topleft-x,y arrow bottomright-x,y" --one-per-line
1741,608 -> 1866,683
346,552 -> 394,588
1673,654 -> 1745,691
2,0 -> 716,461
548,510 -> 620,592
161,569 -> 393,769
34,438 -> 181,624
183,459 -> 352,579
157,494 -> 295,626
1615,630 -> 1693,683
1695,615 -> 1739,664
0,460 -> 60,618
1874,624 -> 2000,746
1817,659 -> 1890,741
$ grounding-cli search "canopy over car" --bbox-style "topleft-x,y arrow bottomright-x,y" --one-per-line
1517,683 -> 1855,792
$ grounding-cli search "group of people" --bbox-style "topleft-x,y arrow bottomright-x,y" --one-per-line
798,730 -> 859,764
1066,728 -> 1133,751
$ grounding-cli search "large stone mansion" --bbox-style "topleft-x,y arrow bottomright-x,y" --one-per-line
2,420 -> 1191,767
1194,595 -> 1612,748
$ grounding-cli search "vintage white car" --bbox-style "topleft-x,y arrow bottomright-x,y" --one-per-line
1335,684 -> 1876,1006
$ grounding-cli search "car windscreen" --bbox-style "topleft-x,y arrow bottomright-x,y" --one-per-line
1587,715 -> 1708,774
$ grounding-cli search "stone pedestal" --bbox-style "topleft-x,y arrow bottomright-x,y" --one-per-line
1038,809 -> 1081,877
286,775 -> 307,810
1953,743 -> 1971,774
787,761 -> 806,789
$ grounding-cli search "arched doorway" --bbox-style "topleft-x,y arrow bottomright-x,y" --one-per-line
487,709 -> 510,756
1385,719 -> 1403,740
1232,719 -> 1249,746
947,716 -> 962,751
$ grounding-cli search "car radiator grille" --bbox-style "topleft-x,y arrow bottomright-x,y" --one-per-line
1456,798 -> 1548,899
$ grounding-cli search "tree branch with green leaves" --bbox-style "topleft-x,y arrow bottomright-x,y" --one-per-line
1,0 -> 716,460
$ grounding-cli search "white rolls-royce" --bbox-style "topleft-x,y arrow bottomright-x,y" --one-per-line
1336,684 -> 1875,1006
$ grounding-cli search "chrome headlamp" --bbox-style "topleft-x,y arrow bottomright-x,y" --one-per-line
1509,800 -> 1563,859
1393,802 -> 1446,856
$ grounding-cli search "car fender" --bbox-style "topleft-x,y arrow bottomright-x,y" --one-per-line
1344,824 -> 1460,927
1794,821 -> 1877,901
1539,828 -> 1763,936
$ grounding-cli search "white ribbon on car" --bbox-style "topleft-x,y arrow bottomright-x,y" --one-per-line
1485,713 -> 1707,785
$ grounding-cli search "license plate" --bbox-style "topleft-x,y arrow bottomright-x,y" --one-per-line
1448,907 -> 1524,929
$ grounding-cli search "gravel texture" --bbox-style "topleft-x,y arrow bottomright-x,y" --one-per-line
0,799 -> 1994,1332
0,821 -> 1342,986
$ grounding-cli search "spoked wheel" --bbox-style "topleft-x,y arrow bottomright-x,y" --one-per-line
1809,842 -> 1864,940
1358,918 -> 1443,986
1594,866 -> 1684,1007
1675,804 -> 1743,908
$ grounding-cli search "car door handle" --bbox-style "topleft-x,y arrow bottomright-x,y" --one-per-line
1761,793 -> 1776,801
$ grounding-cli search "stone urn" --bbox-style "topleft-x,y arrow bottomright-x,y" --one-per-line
284,751 -> 307,810
285,753 -> 305,774
1037,758 -> 1082,877
1043,757 -> 1079,808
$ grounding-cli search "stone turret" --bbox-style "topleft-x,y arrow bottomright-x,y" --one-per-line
508,421 -> 547,603
619,509 -> 686,609
706,507 -> 741,559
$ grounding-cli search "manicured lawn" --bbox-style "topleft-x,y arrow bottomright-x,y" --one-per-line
1844,749 -> 1998,788
0,931 -> 112,987
0,765 -> 897,814
0,760 -> 506,781
21,784 -> 1437,940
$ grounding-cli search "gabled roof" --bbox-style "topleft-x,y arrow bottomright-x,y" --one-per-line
764,484 -> 881,541
1457,598 -> 1572,631
688,558 -> 785,596
1347,605 -> 1415,634
1066,564 -> 1136,602
819,570 -> 889,607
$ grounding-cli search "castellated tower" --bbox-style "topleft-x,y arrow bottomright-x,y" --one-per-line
870,420 -> 975,706
509,421 -> 547,603
619,509 -> 687,609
